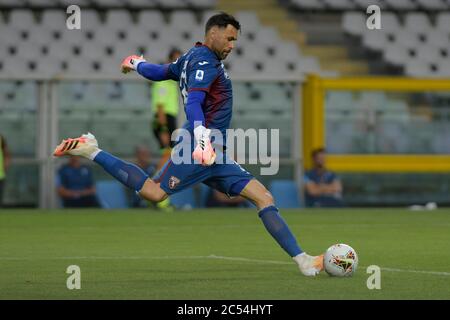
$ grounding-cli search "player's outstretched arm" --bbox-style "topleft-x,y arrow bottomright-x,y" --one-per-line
121,55 -> 170,81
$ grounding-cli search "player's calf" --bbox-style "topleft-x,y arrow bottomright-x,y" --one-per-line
138,179 -> 168,203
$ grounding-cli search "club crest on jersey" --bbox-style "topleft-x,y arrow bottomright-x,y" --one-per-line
168,176 -> 181,189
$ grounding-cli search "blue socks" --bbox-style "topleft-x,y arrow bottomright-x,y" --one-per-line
93,151 -> 149,192
259,205 -> 303,257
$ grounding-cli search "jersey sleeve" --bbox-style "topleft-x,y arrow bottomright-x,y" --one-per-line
187,60 -> 219,93
167,56 -> 183,81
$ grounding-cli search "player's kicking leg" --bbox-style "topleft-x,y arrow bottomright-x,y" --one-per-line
53,132 -> 167,203
240,179 -> 324,277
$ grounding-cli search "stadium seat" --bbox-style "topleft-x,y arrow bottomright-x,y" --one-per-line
40,10 -> 66,31
436,12 -> 450,34
169,188 -> 197,209
137,10 -> 166,31
322,0 -> 355,10
96,180 -> 129,209
342,12 -> 366,36
384,0 -> 417,10
9,10 -> 36,32
59,0 -> 91,6
0,0 -> 26,6
353,0 -> 387,9
404,13 -> 433,34
269,180 -> 302,208
415,0 -> 447,10
170,10 -> 199,31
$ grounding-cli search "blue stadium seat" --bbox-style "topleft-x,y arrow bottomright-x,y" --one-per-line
169,188 -> 196,209
269,180 -> 302,208
96,180 -> 129,209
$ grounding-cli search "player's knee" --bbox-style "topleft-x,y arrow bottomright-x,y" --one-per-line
255,190 -> 274,209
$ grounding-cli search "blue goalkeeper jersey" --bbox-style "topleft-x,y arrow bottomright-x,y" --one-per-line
167,42 -> 233,145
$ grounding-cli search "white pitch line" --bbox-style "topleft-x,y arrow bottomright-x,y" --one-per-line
380,267 -> 450,277
1,255 -> 449,277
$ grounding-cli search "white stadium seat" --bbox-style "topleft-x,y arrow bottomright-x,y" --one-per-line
436,12 -> 450,34
59,0 -> 92,6
0,0 -> 26,6
322,0 -> 355,10
40,10 -> 67,31
378,12 -> 401,33
384,0 -> 418,10
383,45 -> 411,66
290,0 -> 326,9
170,10 -> 198,30
105,10 -> 135,31
353,0 -> 387,9
416,0 -> 448,10
137,10 -> 167,31
123,0 -> 158,7
416,46 -> 443,63
234,11 -> 261,34
362,31 -> 389,51
8,10 -> 36,32
26,0 -> 55,7
274,42 -> 302,62
394,30 -> 421,48
254,27 -> 282,47
342,12 -> 366,36
424,30 -> 450,47
27,27 -> 56,46
404,13 -> 433,34
94,0 -> 125,7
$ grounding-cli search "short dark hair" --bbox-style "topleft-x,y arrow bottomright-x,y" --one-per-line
205,12 -> 241,34
311,147 -> 326,159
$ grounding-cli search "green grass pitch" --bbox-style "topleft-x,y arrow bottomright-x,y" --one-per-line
0,208 -> 449,299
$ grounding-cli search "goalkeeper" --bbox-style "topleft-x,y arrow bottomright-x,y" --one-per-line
53,12 -> 323,276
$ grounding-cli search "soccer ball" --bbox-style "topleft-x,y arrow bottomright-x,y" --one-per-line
323,243 -> 358,277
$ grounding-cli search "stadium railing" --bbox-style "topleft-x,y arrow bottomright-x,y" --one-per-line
303,74 -> 450,173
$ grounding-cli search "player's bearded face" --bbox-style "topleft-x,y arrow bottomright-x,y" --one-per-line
212,25 -> 238,60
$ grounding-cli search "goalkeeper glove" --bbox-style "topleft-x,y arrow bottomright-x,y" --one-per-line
121,54 -> 146,74
192,125 -> 216,166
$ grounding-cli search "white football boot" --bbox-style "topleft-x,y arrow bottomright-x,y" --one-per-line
293,253 -> 324,277
53,132 -> 99,159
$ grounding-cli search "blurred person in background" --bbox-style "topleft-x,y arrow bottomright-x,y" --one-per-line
304,148 -> 344,208
57,156 -> 99,208
152,48 -> 182,169
151,48 -> 182,211
131,145 -> 156,208
0,135 -> 11,207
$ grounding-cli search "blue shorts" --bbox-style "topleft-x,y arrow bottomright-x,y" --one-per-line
153,151 -> 254,196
